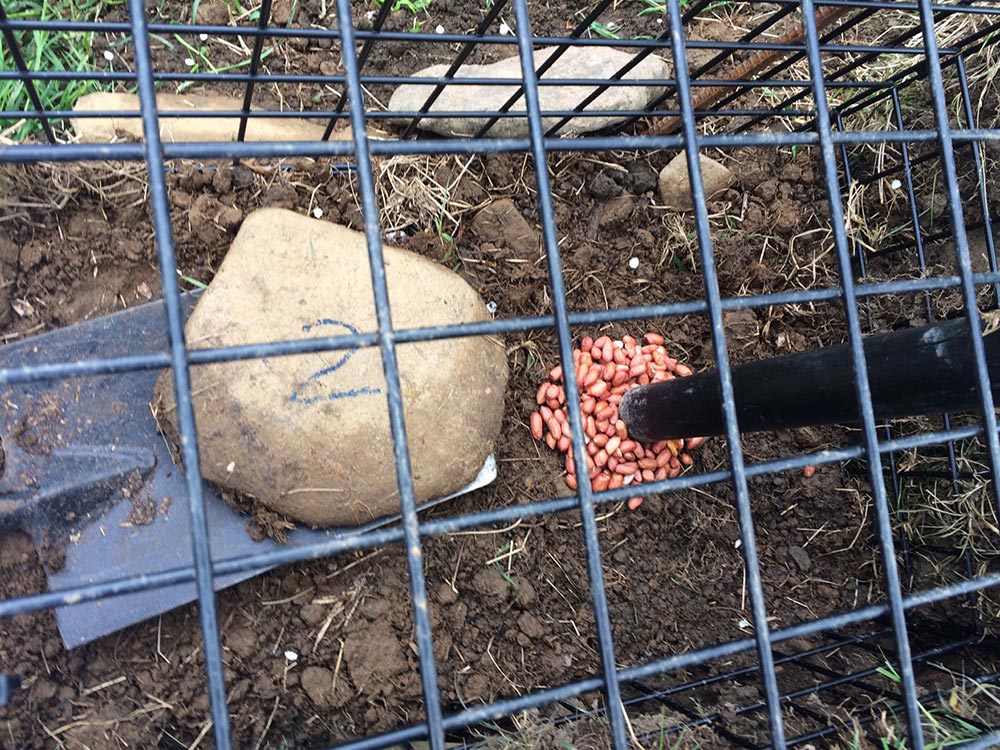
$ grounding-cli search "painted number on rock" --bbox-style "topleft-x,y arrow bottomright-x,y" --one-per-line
289,318 -> 382,404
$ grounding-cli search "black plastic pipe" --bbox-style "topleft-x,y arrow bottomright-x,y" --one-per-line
619,315 -> 1000,441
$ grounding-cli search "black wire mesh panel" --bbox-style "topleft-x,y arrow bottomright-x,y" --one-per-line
1,0 -> 1000,748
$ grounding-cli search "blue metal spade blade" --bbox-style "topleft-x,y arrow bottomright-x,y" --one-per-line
0,296 -> 495,648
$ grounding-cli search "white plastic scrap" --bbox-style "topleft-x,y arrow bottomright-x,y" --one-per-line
628,257 -> 639,270
284,650 -> 299,662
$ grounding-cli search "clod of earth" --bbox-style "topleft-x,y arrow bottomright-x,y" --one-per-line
388,46 -> 670,138
155,208 -> 507,527
657,152 -> 734,211
529,333 -> 703,510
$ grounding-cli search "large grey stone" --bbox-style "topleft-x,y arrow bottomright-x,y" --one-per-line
388,46 -> 669,138
657,152 -> 734,211
155,208 -> 507,527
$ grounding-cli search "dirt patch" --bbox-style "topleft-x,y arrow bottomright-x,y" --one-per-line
1,4 -> 996,749
0,142 -> 884,749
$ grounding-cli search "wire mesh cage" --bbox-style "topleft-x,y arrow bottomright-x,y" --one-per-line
1,0 -> 1000,748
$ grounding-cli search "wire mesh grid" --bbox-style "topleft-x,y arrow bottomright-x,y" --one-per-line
1,0 -> 1000,748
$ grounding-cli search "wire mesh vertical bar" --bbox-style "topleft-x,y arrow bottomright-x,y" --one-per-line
333,0 -> 446,747
914,0 -> 1000,513
125,0 -> 231,746
956,54 -> 1000,306
0,2 -> 57,143
236,0 -> 275,144
798,0 -> 925,746
507,0 -> 628,745
663,0 -> 787,747
322,0 -> 394,140
834,103 -> 918,597
888,82 -> 982,628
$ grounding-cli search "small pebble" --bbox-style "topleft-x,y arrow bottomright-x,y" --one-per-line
498,21 -> 511,35
199,33 -> 209,41
890,179 -> 902,190
184,57 -> 195,67
284,650 -> 299,662
435,24 -> 445,34
312,207 -> 324,218
103,50 -> 114,62
628,257 -> 639,269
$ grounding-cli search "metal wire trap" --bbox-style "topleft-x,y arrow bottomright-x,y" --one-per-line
2,0 -> 1000,748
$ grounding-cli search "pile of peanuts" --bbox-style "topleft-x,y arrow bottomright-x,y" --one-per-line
529,333 -> 704,510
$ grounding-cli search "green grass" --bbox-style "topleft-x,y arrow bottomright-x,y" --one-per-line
868,662 -> 998,749
575,11 -> 621,39
0,0 -> 125,140
374,0 -> 431,14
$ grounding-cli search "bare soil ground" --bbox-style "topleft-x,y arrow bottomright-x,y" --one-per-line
1,1 -> 999,748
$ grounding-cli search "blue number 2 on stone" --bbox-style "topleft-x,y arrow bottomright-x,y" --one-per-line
289,319 -> 382,405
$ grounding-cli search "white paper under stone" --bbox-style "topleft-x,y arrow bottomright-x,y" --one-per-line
388,46 -> 670,138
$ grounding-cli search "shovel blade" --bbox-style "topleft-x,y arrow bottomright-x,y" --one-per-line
0,297 -> 495,647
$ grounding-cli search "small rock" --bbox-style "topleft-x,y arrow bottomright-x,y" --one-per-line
788,546 -> 812,572
470,199 -> 538,251
155,208 -> 507,527
436,582 -> 458,606
389,46 -> 670,138
658,152 -> 734,211
301,666 -> 334,707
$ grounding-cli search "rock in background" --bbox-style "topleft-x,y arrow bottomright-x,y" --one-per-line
388,46 -> 670,138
